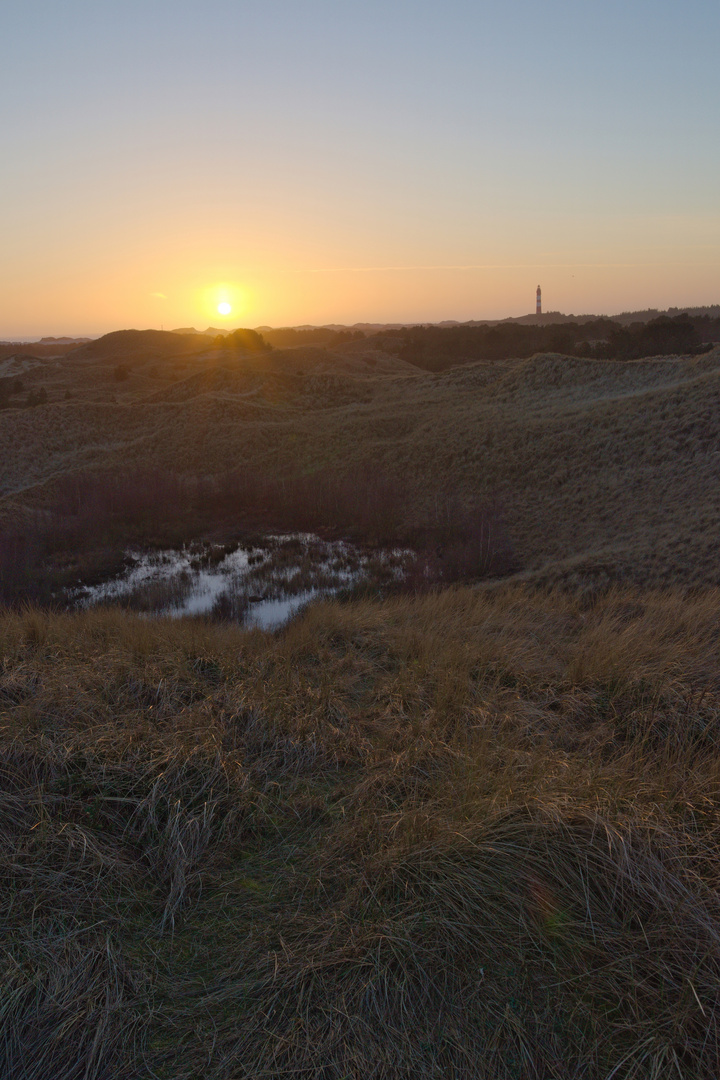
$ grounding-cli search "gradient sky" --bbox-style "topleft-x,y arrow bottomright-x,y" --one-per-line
1,0 -> 719,336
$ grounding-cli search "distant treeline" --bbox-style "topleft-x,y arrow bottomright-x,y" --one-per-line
211,327 -> 367,351
259,327 -> 366,348
376,314 -> 720,371
611,304 -> 720,325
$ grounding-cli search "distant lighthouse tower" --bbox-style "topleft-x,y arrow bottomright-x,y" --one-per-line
536,285 -> 542,317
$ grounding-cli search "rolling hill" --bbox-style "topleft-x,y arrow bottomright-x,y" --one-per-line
1,332 -> 719,588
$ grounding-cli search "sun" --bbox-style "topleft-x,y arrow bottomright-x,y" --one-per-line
217,302 -> 232,316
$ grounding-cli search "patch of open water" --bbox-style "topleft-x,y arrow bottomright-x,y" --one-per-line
70,534 -> 413,630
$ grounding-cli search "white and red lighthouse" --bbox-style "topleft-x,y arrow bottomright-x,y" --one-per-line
536,285 -> 542,317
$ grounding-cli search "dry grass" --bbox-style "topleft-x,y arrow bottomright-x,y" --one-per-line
2,585 -> 720,1076
2,342 -> 720,589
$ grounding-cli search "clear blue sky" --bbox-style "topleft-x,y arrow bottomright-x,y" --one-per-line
1,0 -> 718,334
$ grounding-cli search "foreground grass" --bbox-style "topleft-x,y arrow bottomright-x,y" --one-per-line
2,586 -> 720,1078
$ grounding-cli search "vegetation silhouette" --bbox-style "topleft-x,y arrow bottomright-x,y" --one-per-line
377,313 -> 717,371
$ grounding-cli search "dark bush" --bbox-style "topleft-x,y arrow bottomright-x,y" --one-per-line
24,387 -> 47,407
0,376 -> 25,406
216,329 -> 271,353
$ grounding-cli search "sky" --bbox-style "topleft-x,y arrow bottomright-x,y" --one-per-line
1,0 -> 719,337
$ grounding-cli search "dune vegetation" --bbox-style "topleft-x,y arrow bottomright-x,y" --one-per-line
2,586 -> 720,1078
3,330 -> 720,1076
2,333 -> 720,592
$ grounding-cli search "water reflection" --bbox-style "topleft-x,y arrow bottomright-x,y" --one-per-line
72,534 -> 412,630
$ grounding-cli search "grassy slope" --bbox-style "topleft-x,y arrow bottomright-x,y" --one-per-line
3,587 -> 720,1077
2,343 -> 720,587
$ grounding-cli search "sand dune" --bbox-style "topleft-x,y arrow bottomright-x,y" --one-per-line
2,335 -> 720,588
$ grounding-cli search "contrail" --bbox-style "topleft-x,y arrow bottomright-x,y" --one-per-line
288,261 -> 701,273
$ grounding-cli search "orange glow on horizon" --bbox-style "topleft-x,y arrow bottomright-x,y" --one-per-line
2,3 -> 718,340
1,249 -> 719,339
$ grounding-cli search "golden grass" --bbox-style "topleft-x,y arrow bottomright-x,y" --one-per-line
2,585 -> 720,1076
3,344 -> 720,588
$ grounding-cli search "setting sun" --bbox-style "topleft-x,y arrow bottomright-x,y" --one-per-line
217,302 -> 232,316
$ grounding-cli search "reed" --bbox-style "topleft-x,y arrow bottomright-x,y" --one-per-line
0,466 -> 514,607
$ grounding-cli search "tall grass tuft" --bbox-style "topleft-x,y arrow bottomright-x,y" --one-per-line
3,587 -> 719,1075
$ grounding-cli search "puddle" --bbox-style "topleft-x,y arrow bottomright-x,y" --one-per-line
70,534 -> 413,630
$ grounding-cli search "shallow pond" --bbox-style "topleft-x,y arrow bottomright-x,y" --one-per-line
71,534 -> 413,630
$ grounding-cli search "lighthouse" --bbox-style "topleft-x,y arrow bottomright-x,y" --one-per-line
536,285 -> 542,317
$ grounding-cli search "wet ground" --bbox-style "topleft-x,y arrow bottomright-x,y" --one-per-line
70,534 -> 414,630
